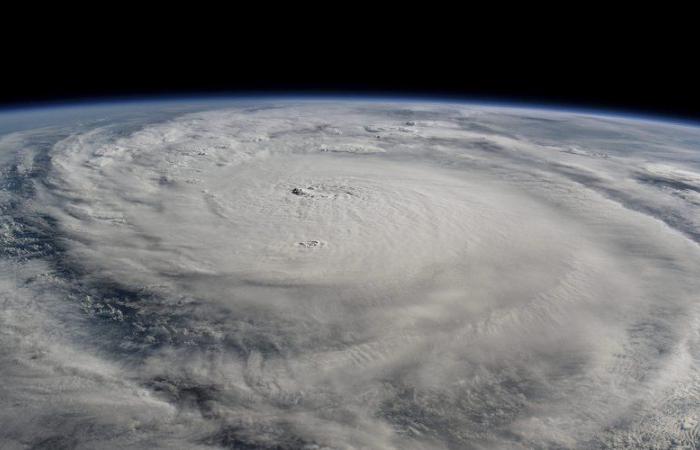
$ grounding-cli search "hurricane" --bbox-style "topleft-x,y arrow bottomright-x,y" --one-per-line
1,99 -> 700,449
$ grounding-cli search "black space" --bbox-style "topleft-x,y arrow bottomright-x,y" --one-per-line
2,19 -> 698,123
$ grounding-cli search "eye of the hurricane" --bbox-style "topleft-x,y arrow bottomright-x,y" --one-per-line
163,154 -> 490,286
120,153 -> 566,293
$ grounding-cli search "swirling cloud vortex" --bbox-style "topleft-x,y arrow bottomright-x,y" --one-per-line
2,101 -> 700,449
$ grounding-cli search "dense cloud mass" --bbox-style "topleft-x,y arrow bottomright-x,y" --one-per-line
1,100 -> 700,449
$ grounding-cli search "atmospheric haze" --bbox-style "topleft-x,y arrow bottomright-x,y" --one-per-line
1,99 -> 700,449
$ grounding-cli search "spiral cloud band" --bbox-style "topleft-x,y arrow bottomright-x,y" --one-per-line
1,100 -> 700,449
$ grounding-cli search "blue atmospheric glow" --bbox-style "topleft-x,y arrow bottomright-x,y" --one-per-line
1,93 -> 698,130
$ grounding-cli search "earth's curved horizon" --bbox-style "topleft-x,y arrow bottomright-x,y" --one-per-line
1,98 -> 700,449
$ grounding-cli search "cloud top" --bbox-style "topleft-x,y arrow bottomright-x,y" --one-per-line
1,101 -> 700,449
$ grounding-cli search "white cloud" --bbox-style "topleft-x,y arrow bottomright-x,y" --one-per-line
1,101 -> 700,448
